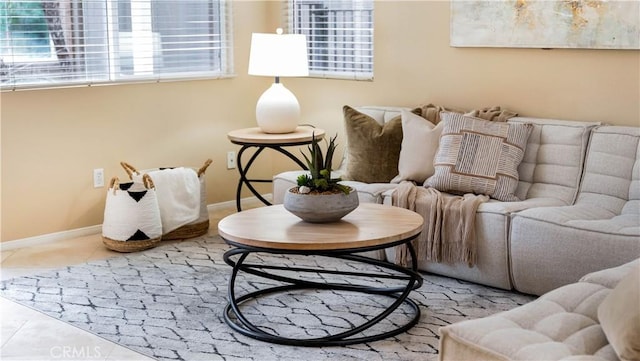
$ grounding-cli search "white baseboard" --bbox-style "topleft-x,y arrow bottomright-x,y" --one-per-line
0,225 -> 103,251
0,194 -> 273,251
207,193 -> 273,212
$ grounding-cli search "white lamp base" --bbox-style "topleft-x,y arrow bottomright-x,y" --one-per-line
255,83 -> 300,134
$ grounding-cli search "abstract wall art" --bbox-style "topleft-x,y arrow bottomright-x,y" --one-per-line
451,0 -> 640,50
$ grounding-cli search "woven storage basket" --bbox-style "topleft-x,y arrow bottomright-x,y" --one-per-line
121,159 -> 212,240
102,175 -> 162,252
103,237 -> 160,253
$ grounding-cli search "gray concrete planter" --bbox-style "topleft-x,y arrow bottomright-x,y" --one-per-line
283,186 -> 359,223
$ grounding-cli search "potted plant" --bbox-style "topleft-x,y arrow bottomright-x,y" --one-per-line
283,133 -> 359,222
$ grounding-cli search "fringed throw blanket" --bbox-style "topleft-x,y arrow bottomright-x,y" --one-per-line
392,182 -> 488,267
419,103 -> 518,125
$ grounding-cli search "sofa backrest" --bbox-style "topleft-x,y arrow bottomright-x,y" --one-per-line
576,126 -> 640,216
509,117 -> 601,205
341,108 -> 604,206
356,106 -> 406,125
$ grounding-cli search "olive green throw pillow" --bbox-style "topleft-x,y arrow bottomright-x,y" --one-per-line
342,105 -> 413,183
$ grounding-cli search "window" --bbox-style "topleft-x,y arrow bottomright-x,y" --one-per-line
286,0 -> 373,80
0,0 -> 233,90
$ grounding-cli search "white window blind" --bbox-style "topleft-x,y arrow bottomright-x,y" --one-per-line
0,0 -> 233,90
286,0 -> 373,80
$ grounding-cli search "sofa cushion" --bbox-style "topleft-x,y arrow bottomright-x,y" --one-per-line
513,204 -> 639,235
509,208 -> 640,295
355,105 -> 408,125
597,263 -> 640,361
342,105 -> 411,183
425,112 -> 533,202
576,126 -> 640,218
391,109 -> 445,184
510,117 -> 601,205
439,260 -> 640,361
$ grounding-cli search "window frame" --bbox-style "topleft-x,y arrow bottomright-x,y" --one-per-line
285,0 -> 374,81
0,0 -> 234,91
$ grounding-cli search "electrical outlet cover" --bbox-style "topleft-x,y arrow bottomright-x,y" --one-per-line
93,168 -> 105,188
227,151 -> 236,169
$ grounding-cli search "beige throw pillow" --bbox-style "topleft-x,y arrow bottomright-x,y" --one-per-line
391,110 -> 444,184
342,105 -> 407,183
598,263 -> 640,361
424,112 -> 533,202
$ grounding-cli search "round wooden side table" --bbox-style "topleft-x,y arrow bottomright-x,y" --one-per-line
227,126 -> 325,211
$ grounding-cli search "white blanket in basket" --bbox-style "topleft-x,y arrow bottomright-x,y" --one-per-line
148,167 -> 201,234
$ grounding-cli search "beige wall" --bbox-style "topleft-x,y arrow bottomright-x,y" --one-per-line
1,1 -> 639,241
0,1 -> 275,241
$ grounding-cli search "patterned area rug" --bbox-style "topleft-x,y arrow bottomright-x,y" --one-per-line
0,236 -> 534,361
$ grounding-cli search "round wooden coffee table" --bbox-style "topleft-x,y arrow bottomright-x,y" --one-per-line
217,203 -> 424,346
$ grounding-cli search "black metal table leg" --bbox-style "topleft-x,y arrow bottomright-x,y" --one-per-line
234,144 -> 311,212
222,243 -> 423,347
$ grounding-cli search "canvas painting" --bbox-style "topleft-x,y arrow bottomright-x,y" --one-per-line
451,0 -> 640,49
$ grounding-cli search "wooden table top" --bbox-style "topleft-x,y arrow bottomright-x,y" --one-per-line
217,203 -> 424,251
227,126 -> 325,145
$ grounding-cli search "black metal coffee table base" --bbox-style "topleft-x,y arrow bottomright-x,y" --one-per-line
222,243 -> 423,347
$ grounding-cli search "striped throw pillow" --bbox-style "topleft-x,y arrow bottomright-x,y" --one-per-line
424,112 -> 533,201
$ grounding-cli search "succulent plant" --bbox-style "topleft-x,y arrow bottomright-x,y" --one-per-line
296,133 -> 351,195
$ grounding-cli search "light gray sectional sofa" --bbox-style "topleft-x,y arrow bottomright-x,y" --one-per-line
439,258 -> 639,361
272,106 -> 640,296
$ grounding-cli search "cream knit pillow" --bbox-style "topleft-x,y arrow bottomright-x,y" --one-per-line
391,110 -> 444,184
598,263 -> 640,361
424,112 -> 533,201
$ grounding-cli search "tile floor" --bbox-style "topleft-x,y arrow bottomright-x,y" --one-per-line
0,203 -> 246,361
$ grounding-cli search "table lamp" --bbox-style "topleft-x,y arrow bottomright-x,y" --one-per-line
248,28 -> 309,134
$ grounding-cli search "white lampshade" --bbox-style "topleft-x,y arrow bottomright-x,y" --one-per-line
248,29 -> 309,134
248,31 -> 309,77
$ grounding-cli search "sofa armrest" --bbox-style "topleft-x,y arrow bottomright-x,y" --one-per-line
579,258 -> 640,289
